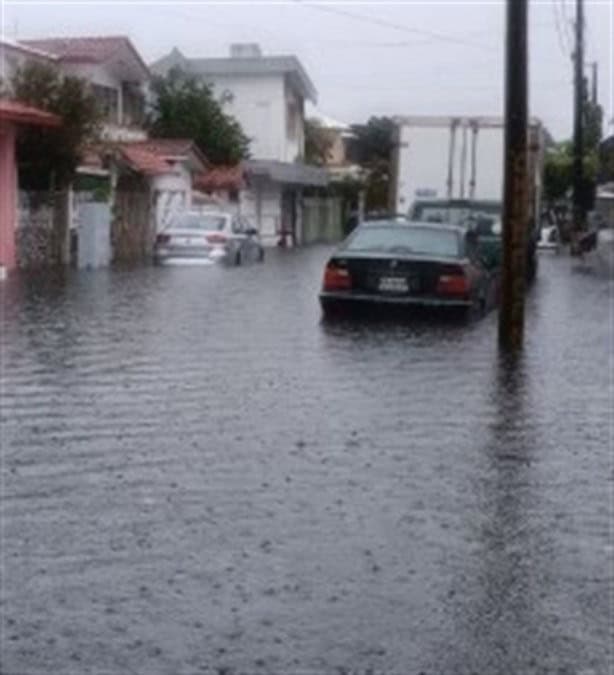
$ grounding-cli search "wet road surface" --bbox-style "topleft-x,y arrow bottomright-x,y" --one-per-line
0,249 -> 612,675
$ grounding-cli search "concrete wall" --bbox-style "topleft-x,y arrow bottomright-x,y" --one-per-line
284,79 -> 305,163
205,73 -> 285,160
205,73 -> 306,163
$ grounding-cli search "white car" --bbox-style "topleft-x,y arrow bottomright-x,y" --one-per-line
154,211 -> 264,266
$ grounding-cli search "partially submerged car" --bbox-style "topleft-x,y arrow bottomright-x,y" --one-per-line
154,211 -> 264,266
319,220 -> 499,318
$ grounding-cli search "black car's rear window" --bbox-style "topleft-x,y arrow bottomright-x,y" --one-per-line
345,225 -> 461,258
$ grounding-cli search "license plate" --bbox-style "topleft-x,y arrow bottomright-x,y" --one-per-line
379,276 -> 409,293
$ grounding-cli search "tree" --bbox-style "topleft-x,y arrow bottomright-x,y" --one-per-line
543,83 -> 604,210
148,68 -> 250,165
11,61 -> 102,189
543,141 -> 573,204
304,118 -> 333,166
348,116 -> 395,211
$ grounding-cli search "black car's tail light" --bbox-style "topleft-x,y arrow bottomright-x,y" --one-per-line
436,272 -> 469,297
323,261 -> 352,291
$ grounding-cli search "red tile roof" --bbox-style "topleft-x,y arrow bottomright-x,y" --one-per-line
0,98 -> 61,127
194,166 -> 245,192
78,139 -> 207,176
118,139 -> 209,175
119,145 -> 170,176
21,36 -> 149,75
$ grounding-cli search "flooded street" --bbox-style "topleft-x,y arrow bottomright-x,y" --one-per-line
1,249 -> 612,675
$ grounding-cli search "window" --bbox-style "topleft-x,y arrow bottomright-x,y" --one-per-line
91,84 -> 119,123
346,225 -> 461,258
121,82 -> 145,127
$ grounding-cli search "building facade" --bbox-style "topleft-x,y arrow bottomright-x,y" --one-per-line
152,43 -> 328,245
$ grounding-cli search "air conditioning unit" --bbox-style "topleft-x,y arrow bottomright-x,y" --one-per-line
230,43 -> 262,59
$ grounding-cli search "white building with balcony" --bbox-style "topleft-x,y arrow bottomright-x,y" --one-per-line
152,43 -> 328,245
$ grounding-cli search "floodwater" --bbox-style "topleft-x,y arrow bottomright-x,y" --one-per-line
0,249 -> 612,675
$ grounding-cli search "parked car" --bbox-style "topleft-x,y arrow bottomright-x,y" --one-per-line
154,211 -> 264,266
319,220 -> 499,317
409,199 -> 538,281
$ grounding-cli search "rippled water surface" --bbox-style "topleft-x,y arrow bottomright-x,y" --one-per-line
1,249 -> 612,675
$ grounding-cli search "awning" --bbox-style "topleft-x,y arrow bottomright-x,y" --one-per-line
0,99 -> 61,127
244,160 -> 328,187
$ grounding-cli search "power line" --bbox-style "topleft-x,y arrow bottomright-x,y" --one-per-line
292,0 -> 497,53
560,0 -> 575,53
552,0 -> 572,58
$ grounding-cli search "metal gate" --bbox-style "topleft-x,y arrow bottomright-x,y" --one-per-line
112,174 -> 152,262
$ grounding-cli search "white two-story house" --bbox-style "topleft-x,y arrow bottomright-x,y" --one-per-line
152,43 -> 328,245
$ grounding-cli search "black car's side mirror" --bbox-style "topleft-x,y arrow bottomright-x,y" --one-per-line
245,228 -> 258,237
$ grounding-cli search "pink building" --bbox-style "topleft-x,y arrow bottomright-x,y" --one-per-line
0,99 -> 60,275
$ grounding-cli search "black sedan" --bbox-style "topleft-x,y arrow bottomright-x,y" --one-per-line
319,220 -> 499,317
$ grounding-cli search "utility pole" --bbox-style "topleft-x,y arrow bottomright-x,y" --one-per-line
499,0 -> 529,351
572,0 -> 585,234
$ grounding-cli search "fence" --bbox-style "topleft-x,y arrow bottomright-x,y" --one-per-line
17,191 -> 63,268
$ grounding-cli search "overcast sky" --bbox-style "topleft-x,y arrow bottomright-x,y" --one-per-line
1,0 -> 612,140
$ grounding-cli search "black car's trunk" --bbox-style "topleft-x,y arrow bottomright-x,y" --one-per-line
336,255 -> 465,296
